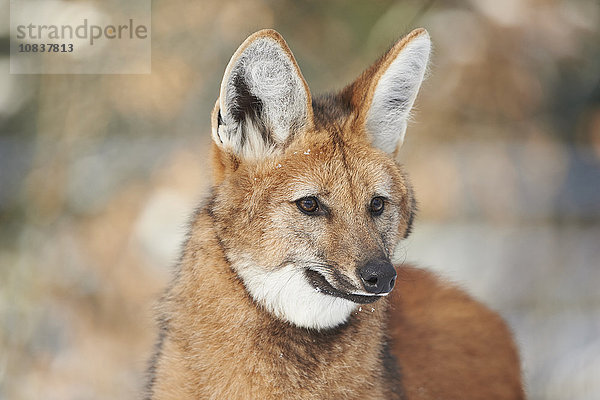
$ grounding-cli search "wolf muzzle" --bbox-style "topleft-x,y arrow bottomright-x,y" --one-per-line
358,259 -> 397,294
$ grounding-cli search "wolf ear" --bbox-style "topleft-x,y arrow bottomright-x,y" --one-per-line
212,29 -> 313,160
348,29 -> 431,153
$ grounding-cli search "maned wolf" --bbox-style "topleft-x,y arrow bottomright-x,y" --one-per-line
146,29 -> 524,399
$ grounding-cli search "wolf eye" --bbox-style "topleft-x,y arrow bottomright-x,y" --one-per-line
370,197 -> 385,216
296,197 -> 319,215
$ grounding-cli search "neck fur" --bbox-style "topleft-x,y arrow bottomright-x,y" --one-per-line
153,210 -> 400,399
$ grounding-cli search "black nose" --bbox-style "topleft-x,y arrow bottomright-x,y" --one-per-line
358,259 -> 397,294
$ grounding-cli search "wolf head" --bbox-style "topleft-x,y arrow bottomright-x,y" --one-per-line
209,29 -> 430,330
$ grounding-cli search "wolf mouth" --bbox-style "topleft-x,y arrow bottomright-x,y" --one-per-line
304,269 -> 382,304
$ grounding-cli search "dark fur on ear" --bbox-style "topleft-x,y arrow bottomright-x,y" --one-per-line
211,29 -> 313,160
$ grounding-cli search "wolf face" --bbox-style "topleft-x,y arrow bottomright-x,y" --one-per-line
209,29 -> 430,330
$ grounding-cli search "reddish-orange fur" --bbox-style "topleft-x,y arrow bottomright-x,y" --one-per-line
146,29 -> 525,399
390,268 -> 524,398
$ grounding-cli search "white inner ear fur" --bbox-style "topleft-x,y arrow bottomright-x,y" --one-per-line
366,33 -> 431,153
217,37 -> 309,159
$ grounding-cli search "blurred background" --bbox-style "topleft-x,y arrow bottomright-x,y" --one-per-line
1,0 -> 599,399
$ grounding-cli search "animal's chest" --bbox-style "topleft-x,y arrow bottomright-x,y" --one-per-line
192,337 -> 390,400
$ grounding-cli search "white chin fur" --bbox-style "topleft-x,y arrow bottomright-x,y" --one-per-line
233,262 -> 357,330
